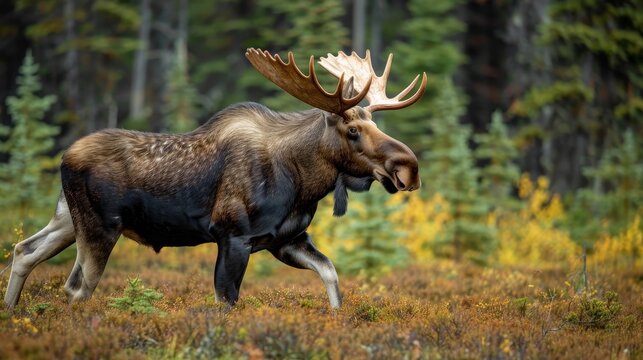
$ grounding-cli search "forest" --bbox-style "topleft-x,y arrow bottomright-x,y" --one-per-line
0,0 -> 641,359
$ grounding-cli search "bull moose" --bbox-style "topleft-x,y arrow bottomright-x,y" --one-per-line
4,48 -> 426,309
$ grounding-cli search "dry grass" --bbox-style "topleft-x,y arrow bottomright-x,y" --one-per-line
0,246 -> 640,360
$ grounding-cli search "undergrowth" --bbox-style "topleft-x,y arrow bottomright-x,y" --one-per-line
0,260 -> 640,359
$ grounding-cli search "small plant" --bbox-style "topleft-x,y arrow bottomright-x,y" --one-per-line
353,302 -> 382,322
512,297 -> 533,316
30,303 -> 52,316
565,291 -> 622,329
109,277 -> 164,315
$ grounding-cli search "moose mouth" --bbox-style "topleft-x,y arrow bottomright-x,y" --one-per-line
373,169 -> 402,194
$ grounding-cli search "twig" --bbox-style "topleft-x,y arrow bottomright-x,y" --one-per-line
0,263 -> 11,277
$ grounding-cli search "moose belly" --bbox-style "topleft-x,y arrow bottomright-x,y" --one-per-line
119,189 -> 215,251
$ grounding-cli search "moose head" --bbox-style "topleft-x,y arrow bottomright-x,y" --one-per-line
246,48 -> 426,194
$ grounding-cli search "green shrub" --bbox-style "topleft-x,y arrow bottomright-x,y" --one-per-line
565,291 -> 622,329
109,277 -> 164,315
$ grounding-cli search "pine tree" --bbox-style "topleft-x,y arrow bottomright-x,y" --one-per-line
165,43 -> 199,133
474,111 -> 521,211
385,0 -> 466,158
424,81 -> 495,263
0,51 -> 59,222
578,130 -> 642,235
335,187 -> 408,276
512,0 -> 643,193
256,0 -> 349,111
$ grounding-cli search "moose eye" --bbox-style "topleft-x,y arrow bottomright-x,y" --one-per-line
347,127 -> 359,140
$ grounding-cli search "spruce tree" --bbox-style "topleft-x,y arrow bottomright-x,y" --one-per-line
385,0 -> 466,159
474,111 -> 521,211
335,187 -> 408,276
577,130 -> 642,235
425,81 -> 495,263
514,0 -> 643,193
256,0 -> 349,111
0,51 -> 59,222
166,44 -> 199,133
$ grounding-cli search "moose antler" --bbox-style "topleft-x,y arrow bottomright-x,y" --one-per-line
245,48 -> 372,115
319,50 -> 427,113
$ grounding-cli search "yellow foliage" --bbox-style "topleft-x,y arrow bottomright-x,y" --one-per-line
494,174 -> 580,267
388,192 -> 450,261
590,215 -> 643,269
307,197 -> 343,257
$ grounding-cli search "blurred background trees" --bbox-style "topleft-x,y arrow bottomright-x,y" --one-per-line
0,51 -> 58,229
0,0 -> 640,272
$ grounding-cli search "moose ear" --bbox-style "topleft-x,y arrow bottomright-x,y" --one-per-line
342,76 -> 357,98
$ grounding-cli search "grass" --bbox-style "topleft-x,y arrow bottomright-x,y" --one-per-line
0,244 -> 641,359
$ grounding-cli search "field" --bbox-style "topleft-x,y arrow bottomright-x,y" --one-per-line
0,241 -> 641,360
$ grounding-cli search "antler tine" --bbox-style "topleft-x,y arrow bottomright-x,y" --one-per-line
319,51 -> 374,103
366,72 -> 427,113
319,50 -> 428,113
245,48 -> 369,115
378,53 -> 393,90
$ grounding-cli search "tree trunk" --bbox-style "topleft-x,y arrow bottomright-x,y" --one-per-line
130,0 -> 152,120
503,0 -> 550,182
149,1 -> 174,131
64,0 -> 79,119
369,0 -> 383,68
352,0 -> 366,54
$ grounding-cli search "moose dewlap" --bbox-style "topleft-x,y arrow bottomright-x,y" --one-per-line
4,48 -> 426,309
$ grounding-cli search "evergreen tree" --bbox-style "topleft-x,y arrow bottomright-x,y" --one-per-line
189,0 -> 274,113
0,51 -> 59,222
165,43 -> 199,133
23,0 -> 140,131
425,81 -> 495,263
335,187 -> 408,276
385,0 -> 466,159
256,0 -> 349,111
474,111 -> 521,210
513,0 -> 643,193
575,129 -> 642,236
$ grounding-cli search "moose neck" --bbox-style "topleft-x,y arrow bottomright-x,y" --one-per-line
194,103 -> 341,205
270,109 -> 340,203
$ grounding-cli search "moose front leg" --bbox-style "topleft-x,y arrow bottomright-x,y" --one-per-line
214,238 -> 251,306
270,232 -> 341,308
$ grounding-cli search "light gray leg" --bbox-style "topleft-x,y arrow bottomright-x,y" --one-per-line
270,232 -> 341,309
63,225 -> 119,302
4,194 -> 76,308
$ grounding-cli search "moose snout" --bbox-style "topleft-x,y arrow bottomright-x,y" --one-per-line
376,138 -> 422,192
392,165 -> 421,191
383,146 -> 421,192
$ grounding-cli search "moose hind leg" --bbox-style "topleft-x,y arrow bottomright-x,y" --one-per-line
270,232 -> 341,309
4,194 -> 76,308
214,238 -> 251,306
64,226 -> 119,302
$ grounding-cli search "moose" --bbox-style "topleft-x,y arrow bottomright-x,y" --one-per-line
4,48 -> 426,309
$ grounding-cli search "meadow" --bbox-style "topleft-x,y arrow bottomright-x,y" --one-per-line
0,213 -> 641,359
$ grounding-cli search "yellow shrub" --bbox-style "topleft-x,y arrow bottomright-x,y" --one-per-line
590,215 -> 643,269
306,197 -> 343,257
494,174 -> 580,267
388,192 -> 451,261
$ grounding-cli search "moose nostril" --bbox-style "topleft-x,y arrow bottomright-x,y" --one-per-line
393,171 -> 406,190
